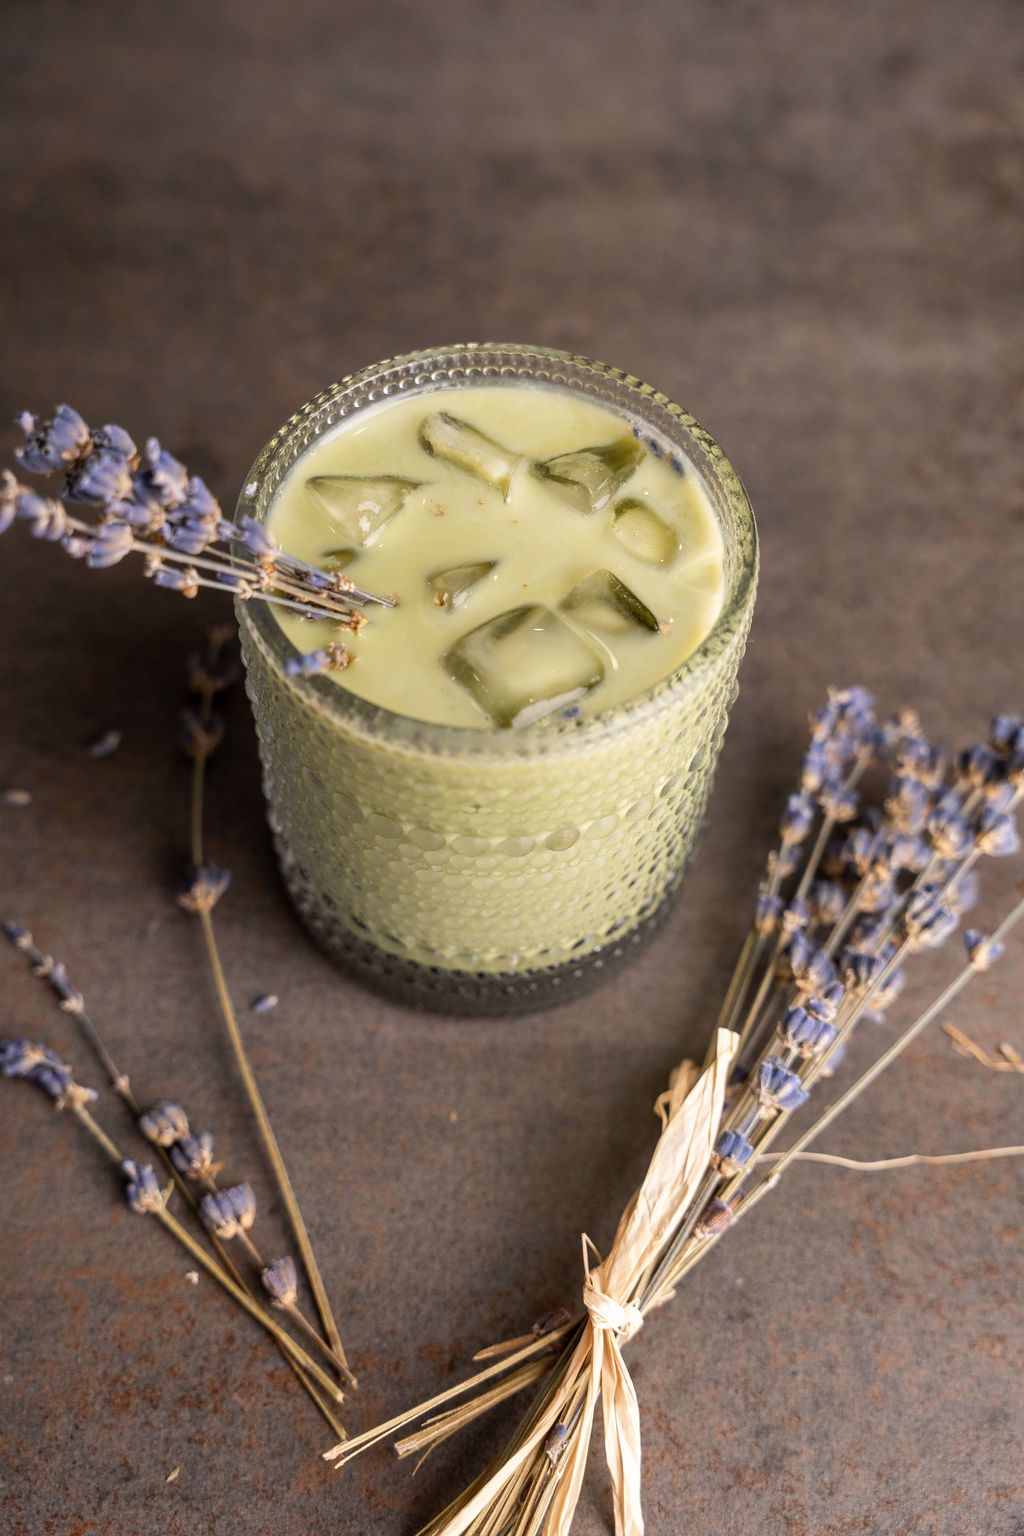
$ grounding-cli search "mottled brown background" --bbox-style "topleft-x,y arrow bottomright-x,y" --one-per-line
1,2 -> 1022,1533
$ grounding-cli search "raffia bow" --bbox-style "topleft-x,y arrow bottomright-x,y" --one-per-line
428,1027 -> 739,1536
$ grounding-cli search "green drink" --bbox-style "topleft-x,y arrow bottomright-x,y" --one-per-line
237,345 -> 757,1011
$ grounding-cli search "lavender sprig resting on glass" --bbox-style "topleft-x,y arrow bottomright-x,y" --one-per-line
2,405 -> 395,631
322,688 -> 1024,1536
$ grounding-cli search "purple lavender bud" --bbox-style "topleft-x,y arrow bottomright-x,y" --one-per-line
805,981 -> 845,1022
178,476 -> 220,520
213,569 -> 249,592
90,423 -> 137,459
859,867 -> 897,916
884,776 -> 929,834
808,880 -> 846,927
200,1183 -> 256,1239
840,947 -> 887,995
712,1129 -> 754,1177
866,966 -> 905,1019
237,515 -> 278,559
754,891 -> 783,935
818,780 -> 860,823
15,404 -> 91,472
85,522 -> 134,569
779,792 -> 815,843
779,1004 -> 839,1056
964,930 -> 1006,971
842,825 -> 885,877
974,808 -> 1020,858
695,1196 -> 734,1238
757,1057 -> 810,1112
990,715 -> 1024,757
800,743 -> 831,793
0,471 -> 19,536
957,744 -> 1004,791
138,1100 -> 190,1147
284,643 -> 350,679
894,735 -> 946,788
15,490 -> 68,541
64,449 -> 134,506
0,1038 -> 59,1078
927,806 -> 971,860
86,728 -> 123,760
775,841 -> 803,878
177,862 -> 231,913
888,831 -> 931,872
165,522 -> 212,556
131,438 -> 189,511
250,993 -> 279,1015
261,1255 -> 298,1308
213,518 -> 237,543
151,564 -> 200,595
780,898 -> 811,936
169,1130 -> 217,1180
946,867 -> 980,914
122,1159 -> 166,1214
904,888 -> 959,950
178,709 -> 224,761
782,933 -> 837,996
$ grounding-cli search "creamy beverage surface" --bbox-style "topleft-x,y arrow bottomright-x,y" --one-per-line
267,385 -> 725,729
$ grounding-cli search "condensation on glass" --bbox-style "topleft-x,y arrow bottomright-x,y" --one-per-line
236,345 -> 758,1013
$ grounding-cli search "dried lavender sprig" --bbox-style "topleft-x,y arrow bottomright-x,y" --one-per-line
2,920 -> 347,1430
1,1044 -> 346,1410
180,630 -> 356,1388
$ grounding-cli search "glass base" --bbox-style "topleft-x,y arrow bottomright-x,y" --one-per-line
279,851 -> 680,1015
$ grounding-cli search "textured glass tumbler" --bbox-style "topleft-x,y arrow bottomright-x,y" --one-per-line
236,345 -> 757,1013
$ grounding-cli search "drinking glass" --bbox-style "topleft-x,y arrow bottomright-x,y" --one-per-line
236,344 -> 757,1012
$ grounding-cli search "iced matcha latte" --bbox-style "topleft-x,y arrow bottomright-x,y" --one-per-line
237,346 -> 757,1010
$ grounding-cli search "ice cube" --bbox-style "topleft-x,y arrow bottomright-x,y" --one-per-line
427,560 -> 496,611
533,437 -> 643,514
609,498 -> 679,565
419,413 -> 522,498
305,475 -> 421,545
560,569 -> 659,636
444,604 -> 605,728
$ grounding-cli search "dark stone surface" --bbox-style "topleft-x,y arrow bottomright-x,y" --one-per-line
1,3 -> 1022,1533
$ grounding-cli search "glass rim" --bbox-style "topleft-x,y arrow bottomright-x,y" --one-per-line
235,342 -> 758,755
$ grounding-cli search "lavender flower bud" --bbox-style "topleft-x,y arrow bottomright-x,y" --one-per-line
842,826 -> 885,877
859,867 -> 897,916
237,516 -> 278,559
178,709 -> 224,761
0,1038 -> 61,1078
974,808 -> 1020,858
775,842 -> 803,878
64,449 -> 134,506
16,490 -> 68,541
964,930 -> 1005,971
888,831 -> 931,873
757,1057 -> 810,1113
884,776 -> 929,834
90,423 -> 137,459
169,1131 -> 217,1180
904,888 -> 959,951
261,1255 -> 298,1309
781,934 -> 837,996
16,404 -> 91,472
695,1196 -> 734,1238
800,744 -> 830,794
283,642 -> 350,679
85,522 -> 134,569
122,1159 -> 166,1214
805,981 -> 845,1023
200,1183 -> 256,1239
894,736 -> 946,789
926,806 -> 971,861
946,868 -> 980,913
808,880 -> 846,927
138,1100 -> 190,1147
165,522 -> 212,556
778,1004 -> 839,1057
177,862 -> 231,914
152,564 -> 200,596
131,438 -> 189,511
956,744 -> 1004,792
840,947 -> 887,995
754,891 -> 783,935
818,780 -> 859,823
780,898 -> 811,937
712,1129 -> 754,1177
990,715 -> 1023,757
779,793 -> 815,844
867,966 -> 905,1019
